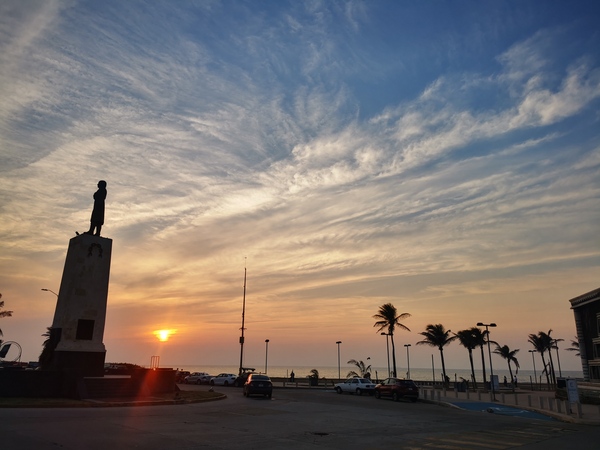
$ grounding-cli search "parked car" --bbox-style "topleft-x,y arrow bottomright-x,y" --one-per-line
374,378 -> 419,402
334,377 -> 376,396
243,374 -> 273,398
233,368 -> 256,387
210,373 -> 237,386
184,372 -> 212,385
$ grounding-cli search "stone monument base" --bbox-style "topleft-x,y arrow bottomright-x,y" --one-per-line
52,350 -> 106,377
51,234 -> 111,378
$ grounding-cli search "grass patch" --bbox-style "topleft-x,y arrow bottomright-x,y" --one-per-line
0,389 -> 225,408
0,397 -> 90,408
172,389 -> 225,402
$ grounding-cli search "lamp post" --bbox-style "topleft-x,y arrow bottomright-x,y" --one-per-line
264,339 -> 269,374
477,322 -> 497,401
41,288 -> 58,297
336,341 -> 342,381
404,344 -> 411,379
381,332 -> 390,377
529,350 -> 537,389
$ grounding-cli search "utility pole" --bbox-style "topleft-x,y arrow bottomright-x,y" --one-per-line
238,261 -> 247,376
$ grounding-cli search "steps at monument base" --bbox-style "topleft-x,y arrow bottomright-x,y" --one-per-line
81,376 -> 140,399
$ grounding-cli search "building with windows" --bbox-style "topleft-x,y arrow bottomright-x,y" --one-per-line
570,287 -> 600,382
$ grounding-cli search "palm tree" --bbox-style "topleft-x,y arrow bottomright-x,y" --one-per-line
471,327 -> 490,384
417,324 -> 456,385
565,336 -> 580,357
373,303 -> 411,377
539,330 -> 557,385
552,337 -> 564,378
0,294 -> 13,340
528,331 -> 555,385
455,328 -> 479,388
347,359 -> 372,379
39,326 -> 55,369
493,344 -> 520,384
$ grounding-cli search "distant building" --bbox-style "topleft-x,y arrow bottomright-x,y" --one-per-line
570,287 -> 600,382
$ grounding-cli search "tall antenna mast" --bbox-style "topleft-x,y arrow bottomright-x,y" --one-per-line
238,258 -> 247,376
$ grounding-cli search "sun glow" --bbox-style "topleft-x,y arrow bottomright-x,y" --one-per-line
154,329 -> 176,342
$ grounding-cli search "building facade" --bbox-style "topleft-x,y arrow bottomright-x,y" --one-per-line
570,287 -> 600,382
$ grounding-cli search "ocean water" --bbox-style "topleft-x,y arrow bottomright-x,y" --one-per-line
170,364 -> 582,383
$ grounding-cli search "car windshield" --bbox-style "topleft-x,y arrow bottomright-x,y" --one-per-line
357,378 -> 370,383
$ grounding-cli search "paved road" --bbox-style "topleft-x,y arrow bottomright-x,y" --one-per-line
1,386 -> 599,449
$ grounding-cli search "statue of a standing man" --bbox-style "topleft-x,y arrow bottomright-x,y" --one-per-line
85,180 -> 107,236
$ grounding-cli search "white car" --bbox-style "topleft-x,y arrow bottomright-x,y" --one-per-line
334,377 -> 376,396
184,372 -> 212,384
210,373 -> 237,386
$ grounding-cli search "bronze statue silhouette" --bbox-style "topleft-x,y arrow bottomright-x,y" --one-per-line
85,180 -> 107,236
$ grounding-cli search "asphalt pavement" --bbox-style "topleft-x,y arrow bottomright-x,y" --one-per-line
1,384 -> 599,449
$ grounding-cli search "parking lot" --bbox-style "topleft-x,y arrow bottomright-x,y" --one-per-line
1,385 -> 599,449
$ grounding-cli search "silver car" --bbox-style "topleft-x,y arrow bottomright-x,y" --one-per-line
210,373 -> 237,386
184,372 -> 212,384
334,377 -> 376,396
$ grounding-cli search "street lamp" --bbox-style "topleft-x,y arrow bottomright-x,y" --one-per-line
529,350 -> 537,388
404,344 -> 411,379
336,341 -> 342,380
41,288 -> 58,297
477,322 -> 497,401
381,333 -> 390,377
264,339 -> 269,374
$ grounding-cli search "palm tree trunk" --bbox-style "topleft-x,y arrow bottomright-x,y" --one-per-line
507,361 -> 514,384
540,352 -> 550,385
468,349 -> 476,389
390,333 -> 397,377
547,350 -> 556,386
479,345 -> 487,383
439,347 -> 448,387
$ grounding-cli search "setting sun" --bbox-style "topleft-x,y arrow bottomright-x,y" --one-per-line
154,329 -> 176,342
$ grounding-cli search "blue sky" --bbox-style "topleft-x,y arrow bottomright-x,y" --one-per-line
1,0 -> 599,372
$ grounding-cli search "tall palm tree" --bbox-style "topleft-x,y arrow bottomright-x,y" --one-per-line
552,337 -> 564,378
538,330 -> 557,385
565,336 -> 580,357
528,332 -> 553,385
493,344 -> 520,384
346,359 -> 372,379
471,327 -> 490,384
373,303 -> 411,377
455,328 -> 479,387
417,324 -> 456,385
0,294 -> 13,340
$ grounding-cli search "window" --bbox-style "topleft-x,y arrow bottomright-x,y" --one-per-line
76,319 -> 95,340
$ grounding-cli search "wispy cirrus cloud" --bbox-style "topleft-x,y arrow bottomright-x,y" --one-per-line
0,1 -> 598,367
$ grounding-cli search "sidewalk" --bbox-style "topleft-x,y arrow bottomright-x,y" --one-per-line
271,378 -> 600,425
422,386 -> 600,425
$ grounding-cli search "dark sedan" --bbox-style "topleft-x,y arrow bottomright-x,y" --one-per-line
243,374 -> 273,398
374,378 -> 419,402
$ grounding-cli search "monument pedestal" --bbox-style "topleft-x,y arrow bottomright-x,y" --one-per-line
51,234 -> 112,377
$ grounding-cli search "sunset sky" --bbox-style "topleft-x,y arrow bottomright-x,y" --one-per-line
1,1 -> 599,373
